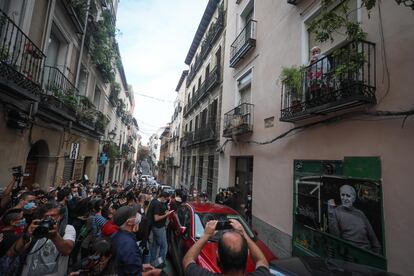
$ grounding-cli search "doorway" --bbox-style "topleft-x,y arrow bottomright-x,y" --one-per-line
23,140 -> 49,189
235,157 -> 253,224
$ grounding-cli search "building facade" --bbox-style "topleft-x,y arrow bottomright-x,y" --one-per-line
179,0 -> 226,199
216,0 -> 414,275
0,0 -> 133,188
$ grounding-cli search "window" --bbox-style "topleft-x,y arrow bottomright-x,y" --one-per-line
207,155 -> 214,199
93,87 -> 101,110
205,64 -> 210,79
78,65 -> 89,96
201,109 -> 207,128
306,0 -> 358,58
198,156 -> 204,191
237,70 -> 252,105
240,0 -> 254,30
195,115 -> 199,130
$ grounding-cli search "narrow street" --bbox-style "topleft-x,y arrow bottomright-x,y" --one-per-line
0,0 -> 413,275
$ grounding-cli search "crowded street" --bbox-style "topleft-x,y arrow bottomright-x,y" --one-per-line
0,0 -> 413,275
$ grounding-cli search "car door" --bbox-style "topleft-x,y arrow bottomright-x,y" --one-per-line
173,205 -> 194,274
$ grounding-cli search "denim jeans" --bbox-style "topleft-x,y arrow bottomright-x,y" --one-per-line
149,226 -> 167,263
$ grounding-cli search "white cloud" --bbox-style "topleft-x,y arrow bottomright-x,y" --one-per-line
117,0 -> 208,143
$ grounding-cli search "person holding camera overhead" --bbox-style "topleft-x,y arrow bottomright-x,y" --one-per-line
21,200 -> 76,276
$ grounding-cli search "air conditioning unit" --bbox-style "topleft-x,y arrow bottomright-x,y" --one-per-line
287,0 -> 300,5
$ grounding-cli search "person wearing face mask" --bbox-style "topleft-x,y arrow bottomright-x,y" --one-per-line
14,192 -> 37,226
149,192 -> 174,266
111,206 -> 161,276
0,208 -> 37,275
328,184 -> 381,253
21,200 -> 76,276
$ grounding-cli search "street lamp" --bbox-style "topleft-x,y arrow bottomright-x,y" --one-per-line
108,130 -> 116,140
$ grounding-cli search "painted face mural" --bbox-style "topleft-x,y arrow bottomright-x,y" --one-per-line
340,185 -> 356,208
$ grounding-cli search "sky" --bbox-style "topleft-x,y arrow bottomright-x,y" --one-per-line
116,0 -> 209,144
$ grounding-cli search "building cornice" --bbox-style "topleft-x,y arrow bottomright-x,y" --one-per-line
184,0 -> 219,65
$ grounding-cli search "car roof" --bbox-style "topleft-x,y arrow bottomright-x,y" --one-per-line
187,202 -> 239,215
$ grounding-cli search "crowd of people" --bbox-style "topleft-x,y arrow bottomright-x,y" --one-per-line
0,172 -> 271,276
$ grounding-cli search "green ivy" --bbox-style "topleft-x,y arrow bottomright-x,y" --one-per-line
308,0 -> 377,43
91,10 -> 119,83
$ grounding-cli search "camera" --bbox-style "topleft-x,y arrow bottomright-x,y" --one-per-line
11,166 -> 30,178
216,220 -> 232,230
33,218 -> 56,238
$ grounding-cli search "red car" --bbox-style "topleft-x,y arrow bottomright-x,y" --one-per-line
167,202 -> 277,275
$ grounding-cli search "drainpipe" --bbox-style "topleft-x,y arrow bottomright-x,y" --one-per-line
75,0 -> 91,89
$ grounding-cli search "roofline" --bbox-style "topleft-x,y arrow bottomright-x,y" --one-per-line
184,0 -> 219,65
175,70 -> 189,92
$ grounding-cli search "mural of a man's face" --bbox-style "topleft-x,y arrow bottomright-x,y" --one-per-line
340,185 -> 356,208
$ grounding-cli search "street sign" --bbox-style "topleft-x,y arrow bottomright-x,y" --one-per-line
70,143 -> 80,160
99,152 -> 108,165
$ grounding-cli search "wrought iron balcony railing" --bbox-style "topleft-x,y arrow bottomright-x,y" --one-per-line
223,103 -> 254,137
0,9 -> 46,97
280,40 -> 376,122
186,3 -> 225,87
62,0 -> 86,34
184,65 -> 221,117
229,20 -> 257,68
42,66 -> 79,119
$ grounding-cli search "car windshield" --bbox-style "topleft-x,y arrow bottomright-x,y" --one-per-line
194,213 -> 254,240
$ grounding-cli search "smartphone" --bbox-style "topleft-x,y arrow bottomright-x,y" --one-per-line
216,220 -> 232,230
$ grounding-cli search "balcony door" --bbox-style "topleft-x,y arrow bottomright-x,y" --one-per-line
237,70 -> 252,105
0,0 -> 25,26
235,156 -> 253,225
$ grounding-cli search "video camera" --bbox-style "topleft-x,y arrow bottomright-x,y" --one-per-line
33,218 -> 56,239
11,166 -> 30,179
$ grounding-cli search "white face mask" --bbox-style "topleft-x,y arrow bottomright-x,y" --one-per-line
134,213 -> 142,225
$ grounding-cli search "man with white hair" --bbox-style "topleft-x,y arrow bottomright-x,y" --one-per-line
112,206 -> 161,275
329,184 -> 381,253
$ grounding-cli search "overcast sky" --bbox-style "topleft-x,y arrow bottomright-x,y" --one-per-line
116,0 -> 208,144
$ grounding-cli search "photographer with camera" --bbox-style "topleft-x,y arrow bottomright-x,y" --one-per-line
21,200 -> 76,276
183,219 -> 271,276
0,208 -> 39,275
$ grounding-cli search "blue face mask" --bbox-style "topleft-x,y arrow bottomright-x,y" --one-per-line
24,202 -> 36,210
16,218 -> 27,228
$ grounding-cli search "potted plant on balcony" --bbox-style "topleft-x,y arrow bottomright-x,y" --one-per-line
280,66 -> 303,113
332,45 -> 366,97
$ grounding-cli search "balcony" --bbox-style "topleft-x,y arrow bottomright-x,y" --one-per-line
181,132 -> 194,148
184,65 -> 221,118
186,4 -> 225,86
229,20 -> 257,68
41,66 -> 79,121
77,96 -> 96,131
0,9 -> 45,99
280,40 -> 376,122
223,103 -> 254,138
205,65 -> 221,93
62,0 -> 86,34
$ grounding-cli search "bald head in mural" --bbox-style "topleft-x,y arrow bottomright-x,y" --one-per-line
329,185 -> 381,253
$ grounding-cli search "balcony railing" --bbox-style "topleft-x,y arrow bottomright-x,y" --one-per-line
62,0 -> 86,34
205,65 -> 220,93
0,9 -> 45,97
42,66 -> 79,119
184,65 -> 221,117
186,3 -> 225,87
230,20 -> 257,68
223,103 -> 254,137
280,40 -> 376,122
